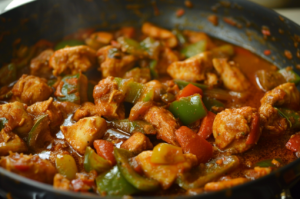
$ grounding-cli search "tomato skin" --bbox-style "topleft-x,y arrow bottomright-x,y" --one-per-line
94,140 -> 116,166
246,113 -> 260,145
175,126 -> 213,164
286,133 -> 300,152
177,83 -> 203,99
198,111 -> 216,139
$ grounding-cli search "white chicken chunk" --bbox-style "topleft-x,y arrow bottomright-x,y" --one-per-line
120,132 -> 153,154
0,130 -> 28,155
61,116 -> 107,154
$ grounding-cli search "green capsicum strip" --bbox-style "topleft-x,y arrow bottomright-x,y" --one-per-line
140,37 -> 161,60
276,108 -> 300,129
0,118 -> 8,131
176,155 -> 240,189
83,146 -> 112,173
211,44 -> 235,57
172,29 -> 187,46
118,37 -> 148,58
110,119 -> 156,135
174,79 -> 208,90
181,40 -> 207,58
96,165 -> 139,196
57,73 -> 88,104
114,148 -> 159,191
149,60 -> 159,79
0,63 -> 17,86
169,94 -> 207,125
202,97 -> 225,113
54,39 -> 85,50
278,68 -> 300,84
254,158 -> 282,168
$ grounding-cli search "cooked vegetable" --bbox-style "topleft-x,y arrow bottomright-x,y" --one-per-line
54,39 -> 85,50
198,111 -> 216,139
286,133 -> 300,152
278,68 -> 300,84
83,146 -> 112,173
177,83 -> 203,99
55,154 -> 78,180
181,40 -> 206,58
110,119 -> 156,135
94,140 -> 116,165
151,143 -> 185,164
254,158 -> 282,168
174,79 -> 208,90
0,63 -> 17,86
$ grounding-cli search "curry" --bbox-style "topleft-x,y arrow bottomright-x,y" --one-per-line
0,22 -> 299,196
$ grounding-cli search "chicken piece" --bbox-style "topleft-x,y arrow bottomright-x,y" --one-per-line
27,98 -> 63,130
0,101 -> 33,138
167,52 -> 213,82
213,58 -> 250,92
134,151 -> 196,189
204,177 -> 249,192
142,22 -> 177,48
0,153 -> 57,184
93,76 -> 125,120
0,130 -> 28,156
85,31 -> 113,50
12,74 -> 53,105
244,167 -> 272,180
97,45 -> 136,78
156,48 -> 180,75
73,102 -> 102,121
144,106 -> 179,146
30,49 -> 54,78
129,101 -> 154,121
53,173 -> 72,190
71,171 -> 97,192
123,68 -> 151,84
120,132 -> 153,154
115,27 -> 136,38
53,101 -> 80,118
205,72 -> 220,88
49,46 -> 96,76
61,116 -> 107,154
259,83 -> 300,135
183,30 -> 215,49
213,107 -> 260,154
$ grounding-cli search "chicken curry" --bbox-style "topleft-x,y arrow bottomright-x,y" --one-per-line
0,23 -> 299,196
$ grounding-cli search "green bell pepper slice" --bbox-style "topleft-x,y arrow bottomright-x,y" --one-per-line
114,148 -> 159,191
149,60 -> 159,79
96,165 -> 139,196
118,37 -> 148,58
169,94 -> 207,125
140,37 -> 161,60
0,118 -> 8,131
174,79 -> 208,90
56,73 -> 88,104
172,29 -> 187,46
176,155 -> 240,189
254,158 -> 282,168
55,154 -> 78,180
0,63 -> 17,86
202,97 -> 225,113
211,44 -> 235,57
54,39 -> 85,50
181,40 -> 207,58
110,119 -> 156,135
278,68 -> 300,84
83,146 -> 112,173
276,108 -> 300,129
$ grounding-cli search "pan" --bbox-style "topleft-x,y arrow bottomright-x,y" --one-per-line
0,0 -> 300,198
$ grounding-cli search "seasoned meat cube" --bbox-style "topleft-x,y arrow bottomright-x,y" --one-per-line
156,48 -> 179,75
93,76 -> 125,120
204,177 -> 249,191
12,74 -> 53,105
123,68 -> 151,84
0,153 -> 57,184
0,130 -> 28,156
97,45 -> 136,78
144,106 -> 179,146
213,107 -> 260,154
259,83 -> 300,135
61,116 -> 107,154
71,171 -> 97,192
53,101 -> 80,118
0,101 -> 33,138
49,46 -> 96,76
73,102 -> 102,121
27,97 -> 63,130
53,173 -> 72,190
120,132 -> 153,154
244,167 -> 272,180
205,72 -> 220,88
183,30 -> 215,49
167,52 -> 213,82
142,22 -> 177,48
85,31 -> 113,50
213,58 -> 250,92
30,49 -> 54,78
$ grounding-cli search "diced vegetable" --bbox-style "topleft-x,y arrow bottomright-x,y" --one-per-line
175,126 -> 213,163
278,68 -> 300,84
140,37 -> 161,60
114,148 -> 159,191
110,119 -> 156,135
54,39 -> 85,50
254,158 -> 282,168
83,146 -> 112,173
177,83 -> 203,99
176,155 -> 240,189
286,133 -> 300,152
198,111 -> 216,139
151,143 -> 185,164
96,165 -> 139,196
0,118 -> 8,131
246,113 -> 260,145
181,40 -> 206,58
211,44 -> 234,57
118,37 -> 148,58
174,79 -> 208,90
202,97 -> 224,112
172,29 -> 187,45
0,63 -> 17,86
55,73 -> 88,104
169,94 -> 207,125
27,115 -> 52,152
93,140 -> 116,165
275,108 -> 300,129
55,154 -> 78,180
149,60 -> 159,79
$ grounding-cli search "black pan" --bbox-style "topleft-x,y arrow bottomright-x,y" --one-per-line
0,0 -> 300,198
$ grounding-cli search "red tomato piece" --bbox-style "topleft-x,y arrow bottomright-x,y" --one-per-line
93,140 -> 116,166
177,83 -> 203,99
175,126 -> 213,164
246,113 -> 260,145
198,111 -> 216,139
286,133 -> 300,152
